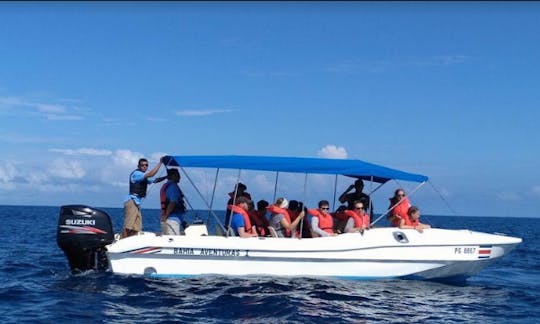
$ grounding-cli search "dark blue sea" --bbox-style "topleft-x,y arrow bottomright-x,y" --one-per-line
0,205 -> 538,323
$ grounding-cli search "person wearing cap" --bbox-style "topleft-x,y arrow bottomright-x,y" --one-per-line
338,179 -> 374,222
268,197 -> 305,238
159,168 -> 187,235
224,182 -> 252,230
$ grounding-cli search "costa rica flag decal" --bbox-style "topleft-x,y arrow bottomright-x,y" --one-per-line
478,245 -> 492,259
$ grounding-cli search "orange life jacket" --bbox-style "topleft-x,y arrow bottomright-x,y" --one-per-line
408,218 -> 419,227
267,204 -> 292,237
227,205 -> 253,234
389,197 -> 411,227
344,210 -> 370,228
307,209 -> 334,235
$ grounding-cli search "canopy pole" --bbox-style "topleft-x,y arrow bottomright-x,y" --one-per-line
207,168 -> 220,218
179,166 -> 227,234
299,173 -> 308,239
272,171 -> 279,203
371,181 -> 427,226
332,174 -> 338,211
428,180 -> 458,216
369,176 -> 374,222
366,182 -> 385,196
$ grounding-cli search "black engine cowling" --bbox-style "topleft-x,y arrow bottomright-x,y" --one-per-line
57,205 -> 114,274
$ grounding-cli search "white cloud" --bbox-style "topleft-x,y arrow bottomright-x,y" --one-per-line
317,145 -> 348,159
251,174 -> 275,195
45,114 -> 84,121
111,149 -> 145,168
325,55 -> 470,74
26,173 -> 48,186
241,69 -> 299,77
496,191 -> 522,201
0,147 -> 173,206
34,103 -> 66,114
176,109 -> 232,116
0,161 -> 16,187
0,182 -> 15,190
50,148 -> 113,156
0,95 -> 85,120
325,60 -> 390,74
48,158 -> 85,179
110,149 -> 164,172
410,55 -> 470,67
0,132 -> 62,144
145,117 -> 167,122
151,152 -> 169,163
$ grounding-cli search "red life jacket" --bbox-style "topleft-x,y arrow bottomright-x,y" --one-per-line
267,204 -> 292,237
408,218 -> 419,227
227,205 -> 253,234
307,209 -> 334,235
389,197 -> 411,227
248,210 -> 268,236
333,210 -> 348,222
160,181 -> 186,218
159,183 -> 169,217
288,209 -> 301,237
288,209 -> 300,222
344,210 -> 370,228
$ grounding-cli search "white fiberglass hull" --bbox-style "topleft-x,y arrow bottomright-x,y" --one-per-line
106,227 -> 521,280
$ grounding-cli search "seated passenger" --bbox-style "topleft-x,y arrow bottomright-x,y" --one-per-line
287,200 -> 300,222
268,197 -> 305,238
248,199 -> 270,237
224,182 -> 252,230
344,201 -> 371,233
287,200 -> 302,237
332,205 -> 348,234
228,197 -> 257,237
399,206 -> 431,232
387,188 -> 411,227
307,200 -> 336,237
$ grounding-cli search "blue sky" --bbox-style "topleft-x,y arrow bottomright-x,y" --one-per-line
0,2 -> 539,217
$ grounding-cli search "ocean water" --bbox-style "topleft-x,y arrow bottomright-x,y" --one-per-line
0,205 -> 539,323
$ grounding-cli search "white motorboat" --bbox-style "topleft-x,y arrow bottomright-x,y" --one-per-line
57,155 -> 522,281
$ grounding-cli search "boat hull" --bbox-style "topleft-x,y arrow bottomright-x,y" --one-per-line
106,227 -> 521,280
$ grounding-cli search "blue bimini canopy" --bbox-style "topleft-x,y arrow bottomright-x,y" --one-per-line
162,155 -> 428,184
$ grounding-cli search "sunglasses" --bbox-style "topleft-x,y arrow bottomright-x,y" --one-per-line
321,207 -> 329,210
355,207 -> 363,210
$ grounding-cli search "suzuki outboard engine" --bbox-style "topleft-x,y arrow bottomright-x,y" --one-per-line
57,205 -> 114,274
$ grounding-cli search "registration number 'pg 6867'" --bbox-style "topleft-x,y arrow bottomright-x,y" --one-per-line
454,247 -> 476,254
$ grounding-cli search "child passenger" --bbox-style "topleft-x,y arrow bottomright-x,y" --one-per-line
399,206 -> 431,232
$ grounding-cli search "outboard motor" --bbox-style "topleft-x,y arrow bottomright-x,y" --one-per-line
57,205 -> 114,274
